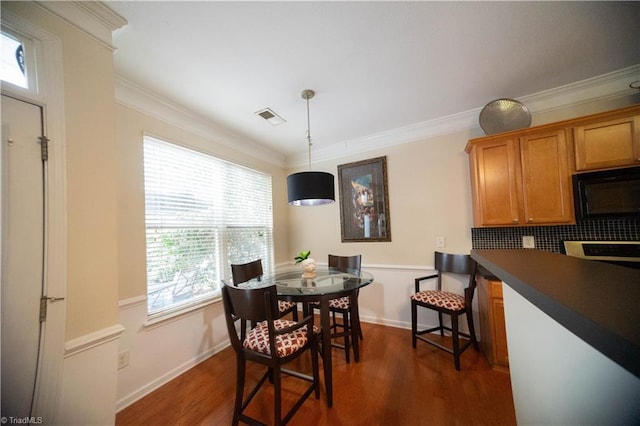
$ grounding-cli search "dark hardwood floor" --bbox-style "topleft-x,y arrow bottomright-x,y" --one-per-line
116,321 -> 516,425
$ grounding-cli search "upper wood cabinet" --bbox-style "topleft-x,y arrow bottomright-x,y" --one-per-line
519,130 -> 573,225
468,137 -> 521,226
467,129 -> 573,227
574,115 -> 640,171
466,104 -> 640,227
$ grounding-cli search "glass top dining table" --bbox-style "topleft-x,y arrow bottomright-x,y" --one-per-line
234,265 -> 374,407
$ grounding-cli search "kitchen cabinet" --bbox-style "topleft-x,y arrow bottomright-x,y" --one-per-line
477,276 -> 509,372
574,115 -> 640,171
466,104 -> 640,227
467,129 -> 574,227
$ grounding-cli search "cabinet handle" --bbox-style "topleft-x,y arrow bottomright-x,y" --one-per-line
527,218 -> 533,223
512,219 -> 519,224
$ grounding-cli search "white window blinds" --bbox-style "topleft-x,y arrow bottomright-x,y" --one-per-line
143,136 -> 274,316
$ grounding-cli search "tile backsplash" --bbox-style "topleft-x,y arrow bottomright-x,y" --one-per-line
471,218 -> 640,253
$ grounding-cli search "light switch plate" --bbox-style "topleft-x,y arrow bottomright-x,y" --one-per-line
436,236 -> 446,248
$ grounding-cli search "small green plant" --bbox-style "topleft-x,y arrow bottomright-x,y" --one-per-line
294,250 -> 311,264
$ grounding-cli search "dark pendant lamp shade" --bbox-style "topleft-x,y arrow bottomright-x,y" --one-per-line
287,171 -> 335,206
287,89 -> 335,206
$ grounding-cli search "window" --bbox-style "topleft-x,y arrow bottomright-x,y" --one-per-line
143,136 -> 274,317
1,31 -> 28,89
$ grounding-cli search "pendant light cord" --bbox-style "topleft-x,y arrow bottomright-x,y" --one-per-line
306,95 -> 312,170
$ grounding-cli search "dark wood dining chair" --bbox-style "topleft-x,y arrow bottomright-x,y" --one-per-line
410,251 -> 479,370
221,281 -> 320,426
231,259 -> 298,321
311,254 -> 362,363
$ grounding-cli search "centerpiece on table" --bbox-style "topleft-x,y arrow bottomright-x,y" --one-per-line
295,250 -> 317,279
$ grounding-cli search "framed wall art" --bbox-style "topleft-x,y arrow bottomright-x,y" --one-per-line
338,156 -> 391,242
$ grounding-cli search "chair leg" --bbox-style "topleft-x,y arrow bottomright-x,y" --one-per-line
411,301 -> 417,348
466,309 -> 479,350
344,312 -> 351,363
350,307 -> 360,362
312,336 -> 320,399
438,312 -> 444,336
273,365 -> 282,426
354,291 -> 364,340
232,357 -> 245,426
451,314 -> 461,371
240,319 -> 247,343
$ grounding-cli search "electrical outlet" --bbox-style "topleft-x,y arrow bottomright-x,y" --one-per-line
118,350 -> 130,369
436,236 -> 446,248
522,236 -> 535,248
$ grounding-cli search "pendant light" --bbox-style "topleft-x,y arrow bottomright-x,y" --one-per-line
287,89 -> 335,206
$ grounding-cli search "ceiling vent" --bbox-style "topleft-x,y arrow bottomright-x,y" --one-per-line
255,108 -> 286,126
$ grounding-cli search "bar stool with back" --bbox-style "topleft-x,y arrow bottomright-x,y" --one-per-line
221,281 -> 320,426
310,254 -> 362,363
231,259 -> 298,321
410,251 -> 479,370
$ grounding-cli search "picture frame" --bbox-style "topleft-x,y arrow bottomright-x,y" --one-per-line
338,156 -> 391,242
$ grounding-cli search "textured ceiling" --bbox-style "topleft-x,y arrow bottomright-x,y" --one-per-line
106,1 -> 640,159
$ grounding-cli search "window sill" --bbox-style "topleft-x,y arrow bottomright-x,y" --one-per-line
143,295 -> 221,330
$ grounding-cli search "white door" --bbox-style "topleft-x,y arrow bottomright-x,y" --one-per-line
1,94 -> 45,418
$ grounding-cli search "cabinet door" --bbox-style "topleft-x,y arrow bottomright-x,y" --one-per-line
491,298 -> 509,367
519,130 -> 574,224
477,277 -> 493,362
574,115 -> 640,171
472,138 -> 522,226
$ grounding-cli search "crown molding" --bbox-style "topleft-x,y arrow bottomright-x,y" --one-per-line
114,77 -> 286,168
287,64 -> 640,167
116,62 -> 639,170
35,1 -> 127,50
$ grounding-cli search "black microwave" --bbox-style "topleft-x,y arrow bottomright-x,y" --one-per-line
573,166 -> 640,220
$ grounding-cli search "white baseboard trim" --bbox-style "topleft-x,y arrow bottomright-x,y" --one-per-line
360,315 -> 410,330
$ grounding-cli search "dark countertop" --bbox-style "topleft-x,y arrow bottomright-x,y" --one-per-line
471,249 -> 640,379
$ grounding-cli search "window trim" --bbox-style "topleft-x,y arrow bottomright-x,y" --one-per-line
142,134 -> 274,319
143,296 -> 221,329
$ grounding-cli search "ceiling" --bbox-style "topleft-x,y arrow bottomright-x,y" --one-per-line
106,1 -> 640,161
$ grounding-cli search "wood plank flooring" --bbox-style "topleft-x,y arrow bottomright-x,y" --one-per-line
116,322 -> 516,426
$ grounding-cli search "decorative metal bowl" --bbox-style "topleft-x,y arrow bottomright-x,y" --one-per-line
479,98 -> 531,135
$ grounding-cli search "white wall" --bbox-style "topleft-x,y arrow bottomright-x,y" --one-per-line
503,284 -> 640,424
59,326 -> 123,426
116,297 -> 229,411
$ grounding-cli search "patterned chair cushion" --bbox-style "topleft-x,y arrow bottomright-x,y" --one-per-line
278,300 -> 297,312
309,296 -> 350,310
329,296 -> 350,310
411,290 -> 465,311
243,319 -> 319,358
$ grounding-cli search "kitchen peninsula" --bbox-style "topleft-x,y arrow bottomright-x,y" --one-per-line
471,249 -> 640,425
